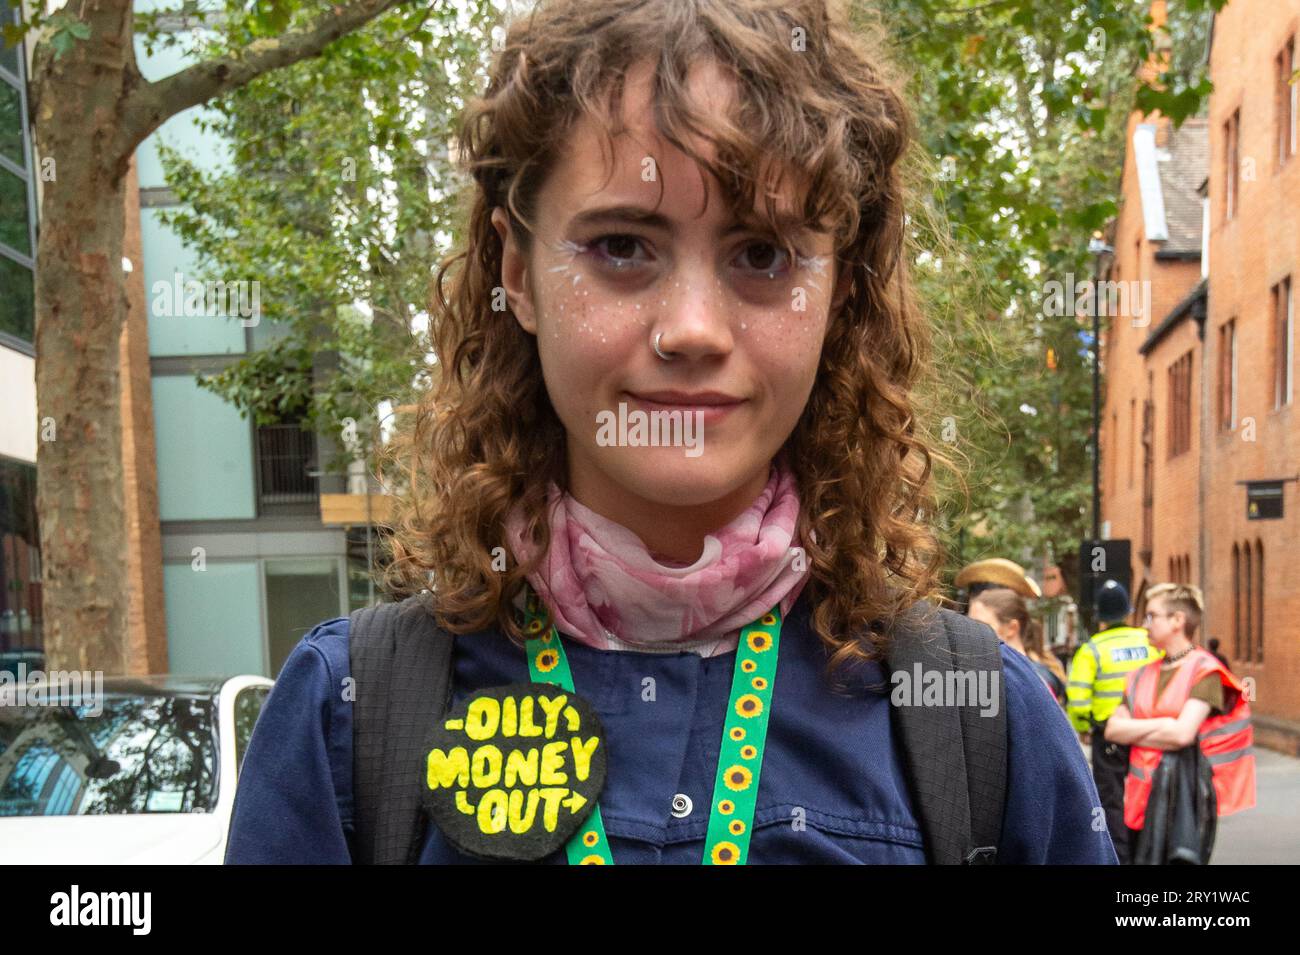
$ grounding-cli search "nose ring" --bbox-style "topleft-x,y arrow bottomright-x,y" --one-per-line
653,332 -> 674,361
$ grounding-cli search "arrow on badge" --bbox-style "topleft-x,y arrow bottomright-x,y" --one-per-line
564,791 -> 587,814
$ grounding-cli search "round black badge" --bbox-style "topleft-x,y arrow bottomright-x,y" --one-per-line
420,682 -> 608,861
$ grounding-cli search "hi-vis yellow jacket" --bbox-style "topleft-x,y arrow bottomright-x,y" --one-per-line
1066,625 -> 1161,732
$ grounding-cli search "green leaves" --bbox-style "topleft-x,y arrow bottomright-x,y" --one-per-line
204,339 -> 316,426
1,22 -> 26,53
248,0 -> 296,37
46,12 -> 92,60
875,0 -> 1217,572
155,0 -> 495,476
1135,75 -> 1214,127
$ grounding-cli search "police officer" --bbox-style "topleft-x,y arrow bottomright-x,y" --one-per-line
1066,581 -> 1160,864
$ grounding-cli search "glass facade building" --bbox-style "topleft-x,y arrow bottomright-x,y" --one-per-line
0,0 -> 40,656
0,0 -> 35,348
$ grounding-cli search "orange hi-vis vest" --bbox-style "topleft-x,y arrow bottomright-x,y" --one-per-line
1122,648 -> 1255,830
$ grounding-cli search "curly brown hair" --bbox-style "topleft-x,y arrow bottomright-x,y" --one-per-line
380,0 -> 947,675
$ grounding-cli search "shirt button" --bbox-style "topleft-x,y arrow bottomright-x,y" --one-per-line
671,793 -> 693,818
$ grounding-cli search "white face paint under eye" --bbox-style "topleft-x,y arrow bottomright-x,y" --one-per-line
548,239 -> 586,284
552,239 -> 586,257
796,253 -> 830,273
792,254 -> 832,295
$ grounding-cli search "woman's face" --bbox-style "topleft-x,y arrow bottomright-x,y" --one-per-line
968,600 -> 1018,645
492,58 -> 844,526
1143,597 -> 1182,650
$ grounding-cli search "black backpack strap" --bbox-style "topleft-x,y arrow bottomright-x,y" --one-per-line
884,599 -> 1008,864
349,594 -> 455,865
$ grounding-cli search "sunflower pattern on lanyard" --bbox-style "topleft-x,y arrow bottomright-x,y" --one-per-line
520,585 -> 783,866
702,609 -> 781,865
522,587 -> 615,865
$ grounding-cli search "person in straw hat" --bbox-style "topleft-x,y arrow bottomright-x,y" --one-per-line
955,557 -> 1042,602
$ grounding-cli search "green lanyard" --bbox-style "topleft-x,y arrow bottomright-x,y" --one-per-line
520,585 -> 782,865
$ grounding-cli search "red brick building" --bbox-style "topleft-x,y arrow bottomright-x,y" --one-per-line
1101,1 -> 1300,753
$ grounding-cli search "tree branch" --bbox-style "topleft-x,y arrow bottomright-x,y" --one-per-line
117,0 -> 415,159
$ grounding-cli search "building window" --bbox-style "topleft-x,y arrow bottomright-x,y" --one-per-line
263,558 -> 342,678
1218,319 -> 1237,430
0,455 -> 41,653
1231,542 -> 1241,659
1109,411 -> 1118,499
0,0 -> 37,346
1140,397 -> 1154,565
1167,350 -> 1193,457
1242,541 -> 1252,662
1128,399 -> 1136,488
1279,36 -> 1297,167
1254,539 -> 1264,663
1225,107 -> 1240,221
254,421 -> 319,511
1274,275 -> 1294,408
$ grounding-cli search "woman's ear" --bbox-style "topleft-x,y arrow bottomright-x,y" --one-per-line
490,206 -> 538,335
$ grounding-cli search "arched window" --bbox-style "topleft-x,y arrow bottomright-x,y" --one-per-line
1243,543 -> 1253,661
1232,543 -> 1241,659
1255,539 -> 1265,663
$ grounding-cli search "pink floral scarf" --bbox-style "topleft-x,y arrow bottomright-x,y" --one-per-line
503,455 -> 811,657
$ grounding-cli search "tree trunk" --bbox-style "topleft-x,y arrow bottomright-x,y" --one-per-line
31,2 -> 137,673
34,175 -> 132,673
28,0 -> 411,672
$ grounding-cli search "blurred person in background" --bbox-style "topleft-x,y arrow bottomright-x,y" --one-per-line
968,587 -> 1067,706
954,557 -> 1041,611
1066,581 -> 1158,864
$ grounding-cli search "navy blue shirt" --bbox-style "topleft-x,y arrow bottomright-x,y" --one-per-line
225,595 -> 1117,864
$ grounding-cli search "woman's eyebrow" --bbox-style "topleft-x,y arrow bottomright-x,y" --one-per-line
566,203 -> 817,237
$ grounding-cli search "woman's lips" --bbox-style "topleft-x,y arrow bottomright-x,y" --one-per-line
623,392 -> 746,423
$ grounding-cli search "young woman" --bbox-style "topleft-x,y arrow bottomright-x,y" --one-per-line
224,0 -> 1113,865
968,587 -> 1068,706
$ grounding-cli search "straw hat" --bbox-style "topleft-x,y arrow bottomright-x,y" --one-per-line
955,558 -> 1042,599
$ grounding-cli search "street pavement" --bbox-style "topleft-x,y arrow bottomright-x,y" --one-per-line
1212,746 -> 1300,864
